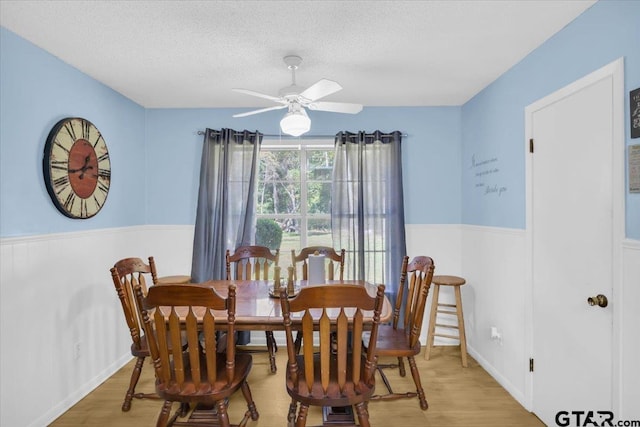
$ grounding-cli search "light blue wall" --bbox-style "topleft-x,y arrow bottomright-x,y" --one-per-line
2,0 -> 639,239
461,0 -> 640,238
0,27 -> 147,237
0,25 -> 461,239
145,106 -> 462,226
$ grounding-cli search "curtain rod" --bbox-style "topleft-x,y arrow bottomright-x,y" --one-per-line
197,130 -> 408,138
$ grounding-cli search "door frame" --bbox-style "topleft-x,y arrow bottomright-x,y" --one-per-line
523,57 -> 625,413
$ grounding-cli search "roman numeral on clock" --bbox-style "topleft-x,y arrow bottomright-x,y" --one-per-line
64,192 -> 76,211
98,181 -> 109,194
53,175 -> 69,188
80,199 -> 88,217
93,134 -> 104,148
82,120 -> 91,140
93,194 -> 103,208
64,122 -> 77,142
54,139 -> 70,154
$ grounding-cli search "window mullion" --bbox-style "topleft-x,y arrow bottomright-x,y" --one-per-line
300,147 -> 308,248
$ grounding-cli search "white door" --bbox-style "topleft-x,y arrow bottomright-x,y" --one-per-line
527,61 -> 622,426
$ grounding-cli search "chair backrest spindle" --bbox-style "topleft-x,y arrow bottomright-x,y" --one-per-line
394,256 -> 435,347
111,257 -> 161,351
226,246 -> 279,280
291,246 -> 345,281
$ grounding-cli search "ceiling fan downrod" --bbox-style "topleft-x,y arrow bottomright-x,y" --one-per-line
281,55 -> 303,98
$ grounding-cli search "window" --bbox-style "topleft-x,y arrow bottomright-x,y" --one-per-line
256,138 -> 334,256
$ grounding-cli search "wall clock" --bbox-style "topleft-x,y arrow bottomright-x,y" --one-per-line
43,117 -> 111,219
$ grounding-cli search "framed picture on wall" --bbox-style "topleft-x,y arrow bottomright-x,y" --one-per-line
630,145 -> 640,193
631,87 -> 640,139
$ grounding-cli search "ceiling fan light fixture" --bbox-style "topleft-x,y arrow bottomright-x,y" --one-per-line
280,108 -> 311,137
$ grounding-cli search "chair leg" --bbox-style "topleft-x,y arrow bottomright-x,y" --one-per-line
241,380 -> 260,421
371,356 -> 428,410
156,400 -> 173,427
454,285 -> 469,368
288,399 -> 297,426
294,331 -> 303,354
397,356 -> 406,377
122,356 -> 145,411
215,399 -> 231,427
354,402 -> 371,427
265,331 -> 278,373
408,356 -> 428,410
295,403 -> 309,427
424,284 -> 440,360
179,402 -> 190,417
375,365 -> 394,395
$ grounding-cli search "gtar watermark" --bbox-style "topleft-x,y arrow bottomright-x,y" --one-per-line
555,411 -> 640,427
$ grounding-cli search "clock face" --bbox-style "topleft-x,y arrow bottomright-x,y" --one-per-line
43,117 -> 111,219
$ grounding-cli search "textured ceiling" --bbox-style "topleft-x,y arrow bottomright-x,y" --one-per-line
0,0 -> 596,108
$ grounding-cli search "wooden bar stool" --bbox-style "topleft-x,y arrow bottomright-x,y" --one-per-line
424,275 -> 468,367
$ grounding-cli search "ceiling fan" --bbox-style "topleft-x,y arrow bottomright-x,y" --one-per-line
232,55 -> 363,136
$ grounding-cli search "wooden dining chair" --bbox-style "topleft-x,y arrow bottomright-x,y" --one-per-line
226,245 -> 280,373
290,246 -> 345,281
134,283 -> 259,427
369,255 -> 435,410
110,257 -> 188,412
290,246 -> 346,353
280,284 -> 385,427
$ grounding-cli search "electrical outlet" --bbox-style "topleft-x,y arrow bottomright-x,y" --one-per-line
490,326 -> 499,339
490,327 -> 503,345
74,342 -> 81,360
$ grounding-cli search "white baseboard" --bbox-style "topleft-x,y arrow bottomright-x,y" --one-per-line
467,345 -> 529,411
30,353 -> 133,427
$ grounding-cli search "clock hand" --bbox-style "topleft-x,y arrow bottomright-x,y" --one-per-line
78,165 -> 94,179
69,155 -> 90,173
69,155 -> 95,176
69,165 -> 92,173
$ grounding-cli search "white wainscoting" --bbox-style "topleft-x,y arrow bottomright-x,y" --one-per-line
2,225 -> 636,426
620,239 -> 640,419
0,225 -> 195,427
459,225 -> 528,406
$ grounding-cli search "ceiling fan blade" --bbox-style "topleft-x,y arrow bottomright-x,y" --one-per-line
233,105 -> 287,118
299,79 -> 342,102
307,101 -> 363,114
232,88 -> 283,102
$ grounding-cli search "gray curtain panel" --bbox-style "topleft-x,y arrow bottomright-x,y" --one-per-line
331,130 -> 407,301
190,128 -> 262,282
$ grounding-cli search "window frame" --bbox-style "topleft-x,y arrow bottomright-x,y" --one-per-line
258,137 -> 335,249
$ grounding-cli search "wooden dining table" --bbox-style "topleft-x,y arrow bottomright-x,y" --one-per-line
179,279 -> 392,329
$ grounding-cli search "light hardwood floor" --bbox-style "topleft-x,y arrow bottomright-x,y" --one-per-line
50,346 -> 544,426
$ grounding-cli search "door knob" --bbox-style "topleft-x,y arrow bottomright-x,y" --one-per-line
587,294 -> 608,308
